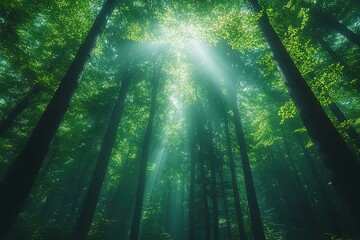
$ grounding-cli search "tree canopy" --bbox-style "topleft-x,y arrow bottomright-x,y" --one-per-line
1,0 -> 360,239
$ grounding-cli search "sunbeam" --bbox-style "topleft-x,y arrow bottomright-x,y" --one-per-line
2,1 -> 359,240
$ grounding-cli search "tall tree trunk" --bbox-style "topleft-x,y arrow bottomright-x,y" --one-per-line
208,139 -> 220,240
230,93 -> 265,240
199,140 -> 211,240
219,162 -> 232,240
247,0 -> 360,232
129,61 -> 161,240
224,109 -> 247,240
197,97 -> 220,240
314,11 -> 360,47
296,135 -> 343,236
194,102 -> 211,240
188,106 -> 197,240
55,154 -> 91,224
72,72 -> 132,240
281,128 -> 318,233
0,0 -> 119,237
0,85 -> 41,137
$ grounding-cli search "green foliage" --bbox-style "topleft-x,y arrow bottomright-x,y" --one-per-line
1,0 -> 359,239
278,101 -> 297,124
217,6 -> 264,53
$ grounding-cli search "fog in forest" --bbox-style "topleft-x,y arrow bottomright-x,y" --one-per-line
1,0 -> 360,239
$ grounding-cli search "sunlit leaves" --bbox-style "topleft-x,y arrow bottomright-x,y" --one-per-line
216,6 -> 264,53
278,101 -> 297,124
126,22 -> 152,42
298,7 -> 310,30
282,26 -> 318,76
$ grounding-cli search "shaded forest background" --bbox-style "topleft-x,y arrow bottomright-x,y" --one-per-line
0,0 -> 360,239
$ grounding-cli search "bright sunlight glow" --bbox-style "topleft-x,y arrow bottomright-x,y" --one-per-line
158,23 -> 203,50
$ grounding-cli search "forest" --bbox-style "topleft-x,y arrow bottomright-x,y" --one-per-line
0,0 -> 360,239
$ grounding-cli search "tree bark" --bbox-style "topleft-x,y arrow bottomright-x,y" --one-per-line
296,135 -> 343,236
193,102 -> 211,240
247,0 -> 360,232
198,139 -> 211,240
72,71 -> 132,240
187,106 -> 197,240
219,161 -> 232,239
314,11 -> 360,47
281,127 -> 318,233
0,85 -> 41,137
230,93 -> 265,240
224,108 -> 247,240
0,0 -> 118,237
207,138 -> 220,240
129,60 -> 161,240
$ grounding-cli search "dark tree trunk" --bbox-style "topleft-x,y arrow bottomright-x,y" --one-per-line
224,109 -> 247,240
0,0 -> 119,237
296,135 -> 343,236
105,158 -> 139,239
281,128 -> 318,233
0,85 -> 41,137
247,0 -> 360,232
188,106 -> 197,240
72,72 -> 131,240
199,142 -> 211,240
219,162 -> 232,239
129,61 -> 161,240
230,93 -> 265,240
208,141 -> 220,240
199,124 -> 220,240
314,11 -> 360,47
55,155 -> 91,224
193,102 -> 211,240
196,98 -> 220,240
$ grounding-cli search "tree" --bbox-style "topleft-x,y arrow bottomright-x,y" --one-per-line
247,0 -> 360,232
129,55 -> 163,240
223,106 -> 247,240
312,10 -> 360,48
0,85 -> 42,137
0,0 -> 119,237
71,65 -> 132,240
229,87 -> 266,240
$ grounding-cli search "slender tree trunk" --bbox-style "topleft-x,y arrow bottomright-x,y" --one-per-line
129,61 -> 161,240
296,135 -> 343,236
247,0 -> 360,232
55,156 -> 91,224
223,109 -> 247,240
314,11 -> 360,47
193,102 -> 211,240
72,72 -> 132,240
188,106 -> 197,240
230,95 -> 265,240
208,141 -> 220,240
0,85 -> 41,137
199,142 -> 211,240
106,158 -> 139,239
197,99 -> 220,240
281,128 -> 318,233
219,163 -> 232,240
0,1 -> 119,237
